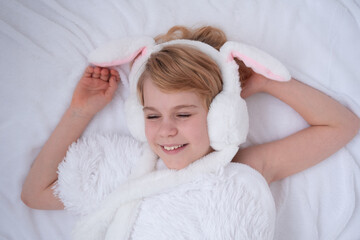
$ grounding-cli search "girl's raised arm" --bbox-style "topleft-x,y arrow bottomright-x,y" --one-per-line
21,67 -> 119,209
235,74 -> 360,183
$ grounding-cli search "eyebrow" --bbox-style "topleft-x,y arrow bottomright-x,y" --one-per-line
143,105 -> 198,111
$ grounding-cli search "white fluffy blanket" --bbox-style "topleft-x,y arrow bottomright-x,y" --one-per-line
55,134 -> 276,239
1,0 -> 359,239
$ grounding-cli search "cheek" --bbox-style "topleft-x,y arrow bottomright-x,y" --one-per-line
144,121 -> 156,143
188,116 -> 210,143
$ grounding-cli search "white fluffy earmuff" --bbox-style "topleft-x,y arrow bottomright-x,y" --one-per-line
88,37 -> 291,151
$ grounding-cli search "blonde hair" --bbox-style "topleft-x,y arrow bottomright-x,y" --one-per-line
137,26 -> 252,109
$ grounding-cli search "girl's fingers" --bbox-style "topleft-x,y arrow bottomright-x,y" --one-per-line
110,69 -> 119,76
92,67 -> 101,78
100,68 -> 110,81
84,66 -> 94,78
110,69 -> 121,83
105,76 -> 118,99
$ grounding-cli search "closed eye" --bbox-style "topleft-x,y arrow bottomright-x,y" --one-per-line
146,115 -> 160,119
177,114 -> 191,118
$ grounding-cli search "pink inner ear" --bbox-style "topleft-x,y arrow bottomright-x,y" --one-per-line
229,51 -> 286,82
91,47 -> 148,67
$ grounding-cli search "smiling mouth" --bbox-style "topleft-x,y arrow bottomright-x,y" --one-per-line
161,144 -> 187,151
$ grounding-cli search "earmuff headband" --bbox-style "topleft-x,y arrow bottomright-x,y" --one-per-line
88,37 -> 291,150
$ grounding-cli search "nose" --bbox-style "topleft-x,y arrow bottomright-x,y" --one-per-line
158,118 -> 178,138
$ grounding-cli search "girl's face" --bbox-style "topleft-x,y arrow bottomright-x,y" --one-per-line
142,78 -> 213,170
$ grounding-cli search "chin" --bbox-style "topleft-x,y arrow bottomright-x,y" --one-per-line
162,158 -> 191,170
163,161 -> 185,170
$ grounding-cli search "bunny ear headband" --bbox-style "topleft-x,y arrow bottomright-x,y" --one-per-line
88,37 -> 290,152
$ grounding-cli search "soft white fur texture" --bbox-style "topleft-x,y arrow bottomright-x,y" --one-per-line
54,134 -> 144,215
73,140 -> 239,239
132,163 -> 276,240
88,37 -> 155,67
56,134 -> 276,239
221,41 -> 292,82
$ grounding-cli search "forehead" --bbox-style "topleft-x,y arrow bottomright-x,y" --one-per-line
143,77 -> 204,109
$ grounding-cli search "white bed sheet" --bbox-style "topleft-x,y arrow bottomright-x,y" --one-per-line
1,0 -> 359,239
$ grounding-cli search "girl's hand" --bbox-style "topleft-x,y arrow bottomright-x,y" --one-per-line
22,66 -> 121,210
70,66 -> 120,117
240,70 -> 269,99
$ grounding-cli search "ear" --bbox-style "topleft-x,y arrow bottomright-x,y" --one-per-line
220,41 -> 291,82
88,37 -> 155,67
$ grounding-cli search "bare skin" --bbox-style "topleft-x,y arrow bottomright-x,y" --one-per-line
21,66 -> 120,209
21,66 -> 360,210
235,72 -> 360,183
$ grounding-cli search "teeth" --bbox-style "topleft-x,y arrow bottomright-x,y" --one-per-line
163,144 -> 184,151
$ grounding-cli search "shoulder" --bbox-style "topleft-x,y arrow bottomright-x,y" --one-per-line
183,163 -> 276,227
223,162 -> 268,185
233,144 -> 275,183
55,133 -> 145,215
220,163 -> 274,203
216,163 -> 276,238
135,163 -> 276,239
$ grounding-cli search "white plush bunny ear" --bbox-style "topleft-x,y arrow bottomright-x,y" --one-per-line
220,41 -> 291,82
88,37 -> 155,67
87,37 -> 156,143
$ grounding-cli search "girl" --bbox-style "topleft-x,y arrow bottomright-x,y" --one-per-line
21,26 -> 359,239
